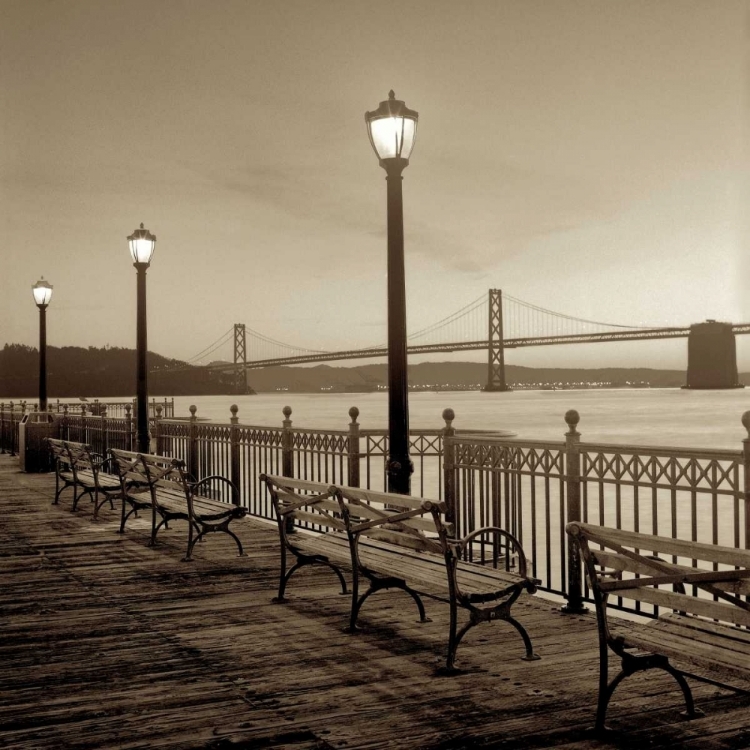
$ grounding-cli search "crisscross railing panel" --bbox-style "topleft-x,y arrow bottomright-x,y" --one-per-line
361,429 -> 446,497
445,431 -> 748,610
157,420 -> 191,462
449,438 -> 566,592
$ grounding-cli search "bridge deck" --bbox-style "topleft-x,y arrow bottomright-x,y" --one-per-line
2,454 -> 749,749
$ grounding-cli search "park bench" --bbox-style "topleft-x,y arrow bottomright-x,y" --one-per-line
110,448 -> 247,561
260,475 -> 351,601
47,438 -> 123,518
566,522 -> 750,733
261,474 -> 540,672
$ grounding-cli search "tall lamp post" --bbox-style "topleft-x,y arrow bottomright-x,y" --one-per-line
127,222 -> 156,453
365,90 -> 418,495
32,278 -> 53,412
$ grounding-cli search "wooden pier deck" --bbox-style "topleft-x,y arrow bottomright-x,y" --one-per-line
1,454 -> 748,750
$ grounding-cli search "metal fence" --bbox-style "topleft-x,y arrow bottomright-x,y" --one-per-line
443,408 -> 750,613
151,405 -> 453,517
4,396 -> 750,614
0,403 -> 23,455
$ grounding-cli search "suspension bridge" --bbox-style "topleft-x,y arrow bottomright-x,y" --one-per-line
180,290 -> 750,391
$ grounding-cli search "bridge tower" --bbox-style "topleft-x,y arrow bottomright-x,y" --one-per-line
483,288 -> 510,392
233,324 -> 255,395
684,320 -> 743,389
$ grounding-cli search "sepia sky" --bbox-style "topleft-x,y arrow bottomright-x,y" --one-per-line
2,0 -> 749,370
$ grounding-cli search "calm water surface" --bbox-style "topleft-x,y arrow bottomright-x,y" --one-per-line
165,388 -> 750,451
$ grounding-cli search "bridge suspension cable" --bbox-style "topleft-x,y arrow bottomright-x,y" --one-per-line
186,327 -> 235,364
189,288 -> 668,369
502,293 -> 654,330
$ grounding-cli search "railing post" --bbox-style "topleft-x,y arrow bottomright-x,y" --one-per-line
0,403 -> 5,454
562,409 -> 587,614
154,405 -> 163,455
61,404 -> 68,441
347,406 -> 360,488
125,404 -> 134,451
100,405 -> 108,459
282,406 -> 293,478
188,405 -> 199,479
442,408 -> 457,527
281,406 -> 294,535
9,402 -> 15,457
742,412 -> 750,551
230,404 -> 241,506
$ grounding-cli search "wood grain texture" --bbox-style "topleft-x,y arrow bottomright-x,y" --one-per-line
2,456 -> 749,749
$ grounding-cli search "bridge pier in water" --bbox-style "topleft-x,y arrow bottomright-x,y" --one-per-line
684,320 -> 743,389
483,288 -> 511,392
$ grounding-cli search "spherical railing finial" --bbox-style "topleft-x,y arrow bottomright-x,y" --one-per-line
230,404 -> 238,417
565,409 -> 580,432
349,406 -> 359,423
189,405 -> 197,417
282,405 -> 292,418
443,408 -> 455,427
155,405 -> 162,417
742,411 -> 750,437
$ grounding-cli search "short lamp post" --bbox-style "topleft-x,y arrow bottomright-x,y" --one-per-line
127,222 -> 156,453
32,278 -> 53,412
365,90 -> 418,495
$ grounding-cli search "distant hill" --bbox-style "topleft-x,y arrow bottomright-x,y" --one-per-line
4,343 -> 747,398
0,344 -> 239,398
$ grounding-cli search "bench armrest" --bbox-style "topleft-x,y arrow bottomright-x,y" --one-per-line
452,526 -> 535,583
191,474 -> 239,503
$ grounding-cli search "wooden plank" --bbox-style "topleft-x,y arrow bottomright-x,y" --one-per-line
578,522 -> 750,568
3,457 -> 750,750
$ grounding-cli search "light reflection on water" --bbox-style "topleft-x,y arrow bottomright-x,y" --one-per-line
165,388 -> 750,450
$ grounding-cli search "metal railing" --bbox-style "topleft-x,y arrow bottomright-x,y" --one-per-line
443,408 -> 750,613
0,402 -> 23,455
4,396 -> 749,615
49,398 -> 173,419
151,404 -> 454,516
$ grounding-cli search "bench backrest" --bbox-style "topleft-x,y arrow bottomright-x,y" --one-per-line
47,438 -> 70,465
65,440 -> 98,472
567,522 -> 750,631
260,474 -> 345,536
110,448 -> 192,504
110,448 -> 149,489
333,485 -> 447,556
49,438 -> 100,477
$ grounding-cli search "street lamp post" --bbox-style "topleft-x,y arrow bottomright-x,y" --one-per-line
32,278 -> 53,412
365,90 -> 418,495
127,222 -> 156,453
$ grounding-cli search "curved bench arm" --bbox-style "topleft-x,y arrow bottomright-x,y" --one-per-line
451,526 -> 531,579
191,474 -> 239,503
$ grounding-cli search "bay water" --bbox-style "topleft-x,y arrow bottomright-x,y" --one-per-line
168,388 -> 750,451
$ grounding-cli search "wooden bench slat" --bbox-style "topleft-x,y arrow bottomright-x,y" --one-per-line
290,509 -> 346,531
566,521 -> 750,732
583,524 -> 750,569
623,618 -> 750,679
593,549 -> 750,597
618,585 -> 750,627
262,473 -> 537,672
110,449 -> 245,561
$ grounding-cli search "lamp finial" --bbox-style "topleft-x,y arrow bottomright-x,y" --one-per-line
388,90 -> 395,100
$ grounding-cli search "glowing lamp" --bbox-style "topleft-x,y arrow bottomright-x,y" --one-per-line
365,90 -> 418,164
32,278 -> 53,308
127,222 -> 156,266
